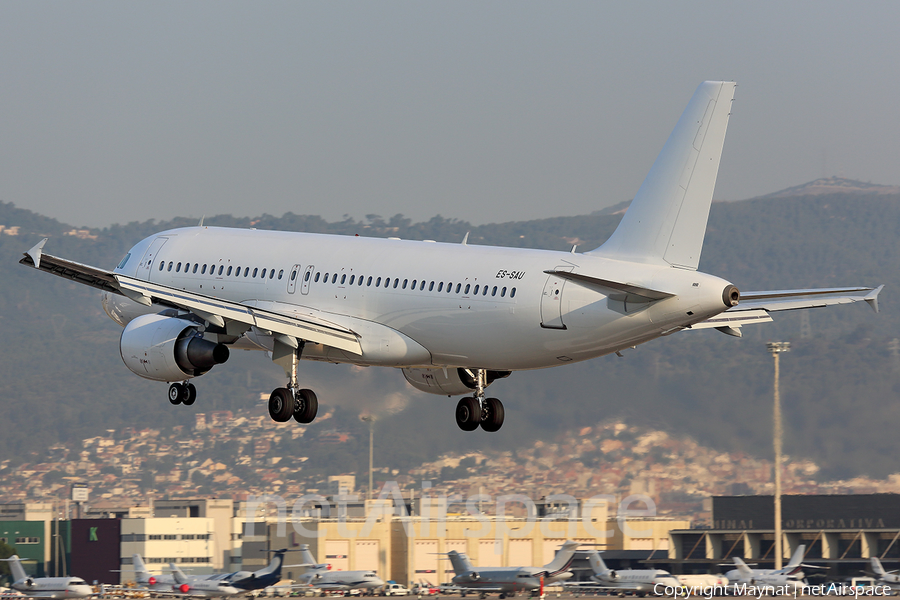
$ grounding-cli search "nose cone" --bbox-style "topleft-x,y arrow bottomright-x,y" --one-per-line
70,585 -> 94,598
369,577 -> 386,588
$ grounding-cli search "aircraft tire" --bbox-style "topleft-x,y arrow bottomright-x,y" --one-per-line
268,388 -> 295,422
293,388 -> 319,423
182,383 -> 197,406
455,397 -> 481,431
480,398 -> 504,432
168,383 -> 183,405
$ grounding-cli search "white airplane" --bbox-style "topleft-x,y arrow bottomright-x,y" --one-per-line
570,550 -> 681,596
0,555 -> 92,599
167,564 -> 242,597
20,81 -> 883,432
869,557 -> 900,593
725,545 -> 809,594
130,550 -> 289,594
293,544 -> 385,593
447,540 -> 578,597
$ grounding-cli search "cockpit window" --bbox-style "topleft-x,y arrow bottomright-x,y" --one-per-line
117,253 -> 132,269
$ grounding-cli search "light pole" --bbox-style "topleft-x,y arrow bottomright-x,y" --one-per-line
767,341 -> 790,569
361,415 -> 374,500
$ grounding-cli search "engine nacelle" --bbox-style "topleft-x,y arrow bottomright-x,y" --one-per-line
120,313 -> 229,382
402,367 -> 511,396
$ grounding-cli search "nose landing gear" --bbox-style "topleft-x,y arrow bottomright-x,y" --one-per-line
454,369 -> 505,432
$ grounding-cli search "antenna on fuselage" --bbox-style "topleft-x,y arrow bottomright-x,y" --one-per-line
461,232 -> 469,245
198,215 -> 206,227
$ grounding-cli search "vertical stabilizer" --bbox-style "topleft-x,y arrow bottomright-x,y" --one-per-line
447,551 -> 476,576
785,545 -> 806,570
733,557 -> 754,579
542,541 -> 579,576
133,554 -> 150,581
7,555 -> 28,583
587,551 -> 609,576
872,557 -> 887,577
170,564 -> 188,585
589,81 -> 735,270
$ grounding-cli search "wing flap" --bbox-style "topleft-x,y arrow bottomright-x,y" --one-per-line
117,276 -> 362,355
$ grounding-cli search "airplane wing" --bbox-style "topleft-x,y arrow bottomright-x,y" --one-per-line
20,240 -> 362,355
691,286 -> 882,337
565,582 -> 645,591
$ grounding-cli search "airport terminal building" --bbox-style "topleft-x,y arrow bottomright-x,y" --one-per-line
663,494 -> 900,579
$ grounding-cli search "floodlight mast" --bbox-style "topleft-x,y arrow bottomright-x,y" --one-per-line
767,341 -> 791,570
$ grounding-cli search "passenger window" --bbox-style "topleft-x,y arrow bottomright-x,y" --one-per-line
315,272 -> 321,282
420,281 -> 425,291
159,261 -> 165,271
447,282 -> 452,293
227,266 -> 232,276
262,269 -> 268,279
341,274 -> 347,285
366,276 -> 372,286
218,265 -> 224,276
359,276 -> 364,286
332,273 -> 337,284
393,279 -> 399,289
244,267 -> 249,277
304,271 -> 310,281
501,287 -> 507,297
270,269 -> 275,279
201,264 -> 208,275
483,286 -> 488,296
511,287 -> 516,298
411,279 -> 417,289
429,281 -> 435,291
167,262 -> 173,271
252,268 -> 258,278
291,270 -> 297,281
176,262 -> 182,273
278,269 -> 284,280
474,284 -> 479,295
464,284 -> 470,294
438,282 -> 443,292
193,264 -> 199,274
492,286 -> 498,296
375,277 -> 381,286
349,275 -> 355,285
456,283 -> 461,293
323,272 -> 329,282
235,266 -> 241,275
402,279 -> 408,289
384,278 -> 390,288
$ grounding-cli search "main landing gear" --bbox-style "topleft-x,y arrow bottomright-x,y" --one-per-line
267,339 -> 319,425
168,382 -> 197,406
455,369 -> 505,432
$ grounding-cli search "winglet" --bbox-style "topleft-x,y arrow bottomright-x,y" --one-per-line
461,232 -> 469,245
25,238 -> 49,269
865,285 -> 884,314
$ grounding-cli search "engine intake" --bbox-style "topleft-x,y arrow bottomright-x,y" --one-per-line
120,313 -> 229,382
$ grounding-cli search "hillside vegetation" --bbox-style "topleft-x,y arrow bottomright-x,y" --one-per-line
0,188 -> 897,480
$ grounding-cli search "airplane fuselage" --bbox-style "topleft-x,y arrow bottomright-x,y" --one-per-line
11,578 -> 93,599
103,226 -> 735,371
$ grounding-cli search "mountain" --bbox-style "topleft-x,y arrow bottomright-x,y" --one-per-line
0,181 -> 897,487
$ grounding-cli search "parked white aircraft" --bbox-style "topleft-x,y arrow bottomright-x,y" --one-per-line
20,81 -> 882,431
167,563 -> 242,597
725,545 -> 809,594
447,540 -> 578,597
0,555 -> 92,599
293,544 -> 385,592
130,550 -> 289,594
571,550 -> 681,596
869,557 -> 900,593
675,573 -> 728,587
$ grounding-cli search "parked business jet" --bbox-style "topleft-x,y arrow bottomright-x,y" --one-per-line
447,540 -> 577,597
20,81 -> 882,432
292,544 -> 385,592
571,550 -> 681,596
869,557 -> 900,593
166,564 -> 242,597
725,545 -> 810,593
0,555 -> 92,599
130,550 -> 289,594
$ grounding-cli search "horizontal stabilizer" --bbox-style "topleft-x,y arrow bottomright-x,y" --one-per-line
733,286 -> 882,313
543,270 -> 674,302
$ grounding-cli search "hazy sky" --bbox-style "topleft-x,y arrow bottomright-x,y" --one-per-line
3,1 -> 899,228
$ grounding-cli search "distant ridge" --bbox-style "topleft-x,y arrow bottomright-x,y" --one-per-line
760,176 -> 900,198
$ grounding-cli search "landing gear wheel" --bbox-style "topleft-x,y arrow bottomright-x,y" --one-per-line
293,388 -> 319,423
168,383 -> 183,405
182,383 -> 197,406
268,388 -> 294,422
455,396 -> 481,431
480,397 -> 504,432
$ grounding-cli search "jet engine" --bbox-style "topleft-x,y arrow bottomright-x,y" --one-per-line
120,313 -> 229,382
402,367 -> 511,396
